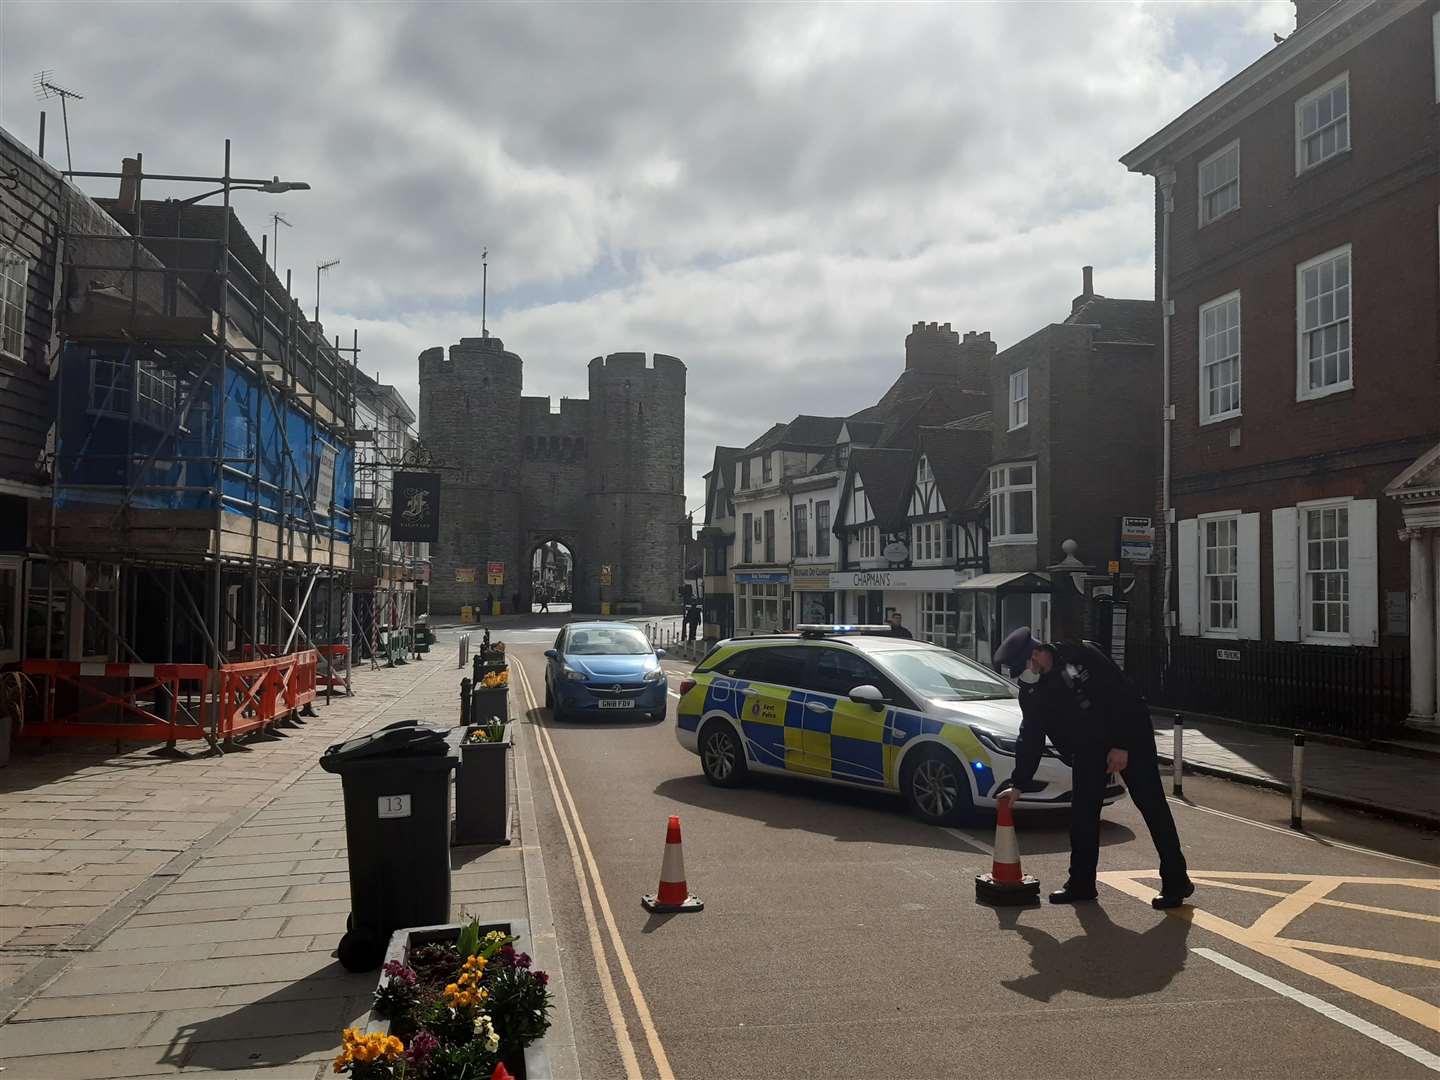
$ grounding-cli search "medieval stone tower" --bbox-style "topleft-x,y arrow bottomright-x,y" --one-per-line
419,335 -> 686,615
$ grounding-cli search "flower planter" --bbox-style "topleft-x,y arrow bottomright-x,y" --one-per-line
363,920 -> 551,1080
469,685 -> 509,725
454,727 -> 512,846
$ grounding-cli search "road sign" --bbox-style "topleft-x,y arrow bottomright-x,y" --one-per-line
455,567 -> 477,583
1120,515 -> 1155,561
600,564 -> 613,586
1107,559 -> 1121,575
486,561 -> 505,586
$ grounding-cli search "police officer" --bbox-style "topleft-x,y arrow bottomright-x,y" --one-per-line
992,626 -> 1193,910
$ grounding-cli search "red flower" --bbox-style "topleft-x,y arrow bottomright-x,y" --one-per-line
491,1063 -> 515,1080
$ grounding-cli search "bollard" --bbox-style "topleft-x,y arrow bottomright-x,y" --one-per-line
1290,733 -> 1304,830
458,633 -> 470,670
1171,714 -> 1184,797
460,678 -> 472,727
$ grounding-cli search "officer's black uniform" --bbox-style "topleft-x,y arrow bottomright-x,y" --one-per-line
998,638 -> 1190,902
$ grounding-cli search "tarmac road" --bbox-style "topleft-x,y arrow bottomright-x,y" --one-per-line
497,624 -> 1440,1080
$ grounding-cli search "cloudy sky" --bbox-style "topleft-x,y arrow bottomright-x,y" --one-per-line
2,0 -> 1293,512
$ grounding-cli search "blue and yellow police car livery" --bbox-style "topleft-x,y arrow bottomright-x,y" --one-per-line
675,626 -> 1123,825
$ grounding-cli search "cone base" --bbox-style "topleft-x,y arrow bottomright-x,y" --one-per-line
975,872 -> 1041,906
642,892 -> 704,913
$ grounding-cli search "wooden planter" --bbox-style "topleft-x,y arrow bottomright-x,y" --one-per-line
454,727 -> 512,845
363,920 -> 551,1080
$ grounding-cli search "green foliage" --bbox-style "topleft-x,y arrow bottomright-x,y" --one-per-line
485,965 -> 553,1058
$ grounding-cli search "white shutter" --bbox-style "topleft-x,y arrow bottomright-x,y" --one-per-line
1348,498 -> 1379,646
1178,518 -> 1200,637
1238,513 -> 1261,639
1273,508 -> 1300,642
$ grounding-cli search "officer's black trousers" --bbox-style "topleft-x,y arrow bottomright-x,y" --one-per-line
1067,741 -> 1189,894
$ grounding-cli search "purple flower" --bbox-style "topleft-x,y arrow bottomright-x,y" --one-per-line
533,970 -> 549,986
498,945 -> 516,966
406,1030 -> 440,1065
514,952 -> 532,970
382,960 -> 417,986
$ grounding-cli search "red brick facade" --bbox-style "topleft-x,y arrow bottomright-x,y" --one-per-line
1125,0 -> 1439,657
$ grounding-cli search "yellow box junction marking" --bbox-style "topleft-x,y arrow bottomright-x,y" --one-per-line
1098,870 -> 1440,1034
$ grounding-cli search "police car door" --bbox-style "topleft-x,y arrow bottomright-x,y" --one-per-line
802,648 -> 890,785
730,646 -> 816,775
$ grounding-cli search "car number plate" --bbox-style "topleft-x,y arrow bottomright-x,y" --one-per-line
598,699 -> 635,709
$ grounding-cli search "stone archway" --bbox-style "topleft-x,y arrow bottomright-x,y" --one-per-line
526,535 -> 579,614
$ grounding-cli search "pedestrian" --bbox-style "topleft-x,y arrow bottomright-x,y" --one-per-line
539,589 -> 550,614
484,592 -> 494,618
992,626 -> 1193,910
887,610 -> 913,639
685,604 -> 700,642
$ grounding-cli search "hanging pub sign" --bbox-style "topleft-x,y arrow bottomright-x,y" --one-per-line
391,472 -> 441,543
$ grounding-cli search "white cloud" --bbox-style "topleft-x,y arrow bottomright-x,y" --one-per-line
1,0 -> 1289,513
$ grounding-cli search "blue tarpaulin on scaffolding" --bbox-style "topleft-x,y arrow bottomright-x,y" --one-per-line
56,342 -> 353,539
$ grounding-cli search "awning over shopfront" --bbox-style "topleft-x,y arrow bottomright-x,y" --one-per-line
957,571 -> 1052,592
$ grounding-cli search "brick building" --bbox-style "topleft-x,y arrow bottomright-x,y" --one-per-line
420,337 -> 686,615
1121,0 -> 1439,732
985,269 -> 1161,652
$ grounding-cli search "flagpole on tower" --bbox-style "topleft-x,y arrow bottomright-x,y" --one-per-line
482,248 -> 489,339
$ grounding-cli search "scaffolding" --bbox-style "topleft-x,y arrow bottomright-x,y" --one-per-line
350,373 -> 430,668
17,141 -> 358,752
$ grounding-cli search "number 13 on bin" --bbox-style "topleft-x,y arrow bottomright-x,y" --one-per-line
378,794 -> 412,819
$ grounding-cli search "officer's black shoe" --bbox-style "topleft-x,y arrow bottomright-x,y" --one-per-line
1048,885 -> 1099,904
1151,882 -> 1196,910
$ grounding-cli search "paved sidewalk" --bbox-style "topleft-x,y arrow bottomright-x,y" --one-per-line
1151,713 -> 1440,827
0,647 -> 574,1079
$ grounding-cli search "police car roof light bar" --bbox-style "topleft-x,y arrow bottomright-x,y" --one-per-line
796,624 -> 894,638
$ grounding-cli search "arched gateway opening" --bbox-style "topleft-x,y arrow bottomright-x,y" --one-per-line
531,539 -> 574,614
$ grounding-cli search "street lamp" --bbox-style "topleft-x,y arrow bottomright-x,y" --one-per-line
176,176 -> 310,206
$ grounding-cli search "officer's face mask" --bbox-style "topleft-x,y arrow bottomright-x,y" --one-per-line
1017,666 -> 1041,685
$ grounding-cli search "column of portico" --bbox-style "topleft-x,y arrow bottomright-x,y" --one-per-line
1403,526 -> 1437,727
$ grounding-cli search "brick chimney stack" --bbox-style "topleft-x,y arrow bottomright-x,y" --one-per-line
117,157 -> 141,215
1072,265 -> 1097,315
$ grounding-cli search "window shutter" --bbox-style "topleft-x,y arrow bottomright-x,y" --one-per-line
1178,518 -> 1199,636
1273,508 -> 1300,642
1348,498 -> 1379,646
1238,513 -> 1261,639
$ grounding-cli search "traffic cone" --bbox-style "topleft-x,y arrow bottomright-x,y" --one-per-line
641,815 -> 704,913
975,798 -> 1040,905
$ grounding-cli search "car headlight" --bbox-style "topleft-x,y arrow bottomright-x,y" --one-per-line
563,667 -> 588,682
643,668 -> 666,684
970,726 -> 1019,754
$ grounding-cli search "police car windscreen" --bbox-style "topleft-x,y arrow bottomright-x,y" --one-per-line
876,649 -> 1017,702
566,628 -> 653,655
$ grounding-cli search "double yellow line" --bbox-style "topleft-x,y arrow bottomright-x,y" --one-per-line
512,658 -> 675,1080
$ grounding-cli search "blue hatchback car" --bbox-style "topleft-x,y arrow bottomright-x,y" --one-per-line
543,622 -> 669,722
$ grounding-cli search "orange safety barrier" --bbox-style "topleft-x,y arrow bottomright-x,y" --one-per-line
17,659 -> 214,742
216,649 -> 318,739
315,644 -> 349,688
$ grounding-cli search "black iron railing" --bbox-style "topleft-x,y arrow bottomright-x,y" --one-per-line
1126,636 -> 1410,741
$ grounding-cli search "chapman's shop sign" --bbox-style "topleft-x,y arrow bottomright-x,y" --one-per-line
829,568 -> 971,591
391,471 -> 441,543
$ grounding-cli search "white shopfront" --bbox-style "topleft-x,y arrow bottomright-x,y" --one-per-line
829,568 -> 975,641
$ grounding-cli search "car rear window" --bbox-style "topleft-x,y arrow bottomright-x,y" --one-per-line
709,646 -> 809,688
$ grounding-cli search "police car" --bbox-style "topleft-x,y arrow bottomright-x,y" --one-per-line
674,625 -> 1124,825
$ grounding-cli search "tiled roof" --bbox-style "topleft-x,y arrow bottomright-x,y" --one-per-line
917,425 -> 992,514
779,415 -> 847,448
851,448 -> 914,531
943,412 -> 992,432
1064,296 -> 1160,346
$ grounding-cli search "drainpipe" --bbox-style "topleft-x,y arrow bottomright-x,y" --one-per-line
1157,165 -> 1176,642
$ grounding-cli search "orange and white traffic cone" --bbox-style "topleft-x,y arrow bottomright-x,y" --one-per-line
975,798 -> 1040,905
641,815 -> 704,913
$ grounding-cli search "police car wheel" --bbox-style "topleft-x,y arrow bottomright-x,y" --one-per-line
699,720 -> 748,788
901,748 -> 970,826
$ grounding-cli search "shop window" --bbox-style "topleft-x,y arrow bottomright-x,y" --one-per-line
919,591 -> 960,649
0,557 -> 20,662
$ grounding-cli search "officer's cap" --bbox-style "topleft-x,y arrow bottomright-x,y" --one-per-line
992,625 -> 1039,675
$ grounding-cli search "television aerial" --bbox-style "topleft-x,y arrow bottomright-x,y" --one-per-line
33,70 -> 84,174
